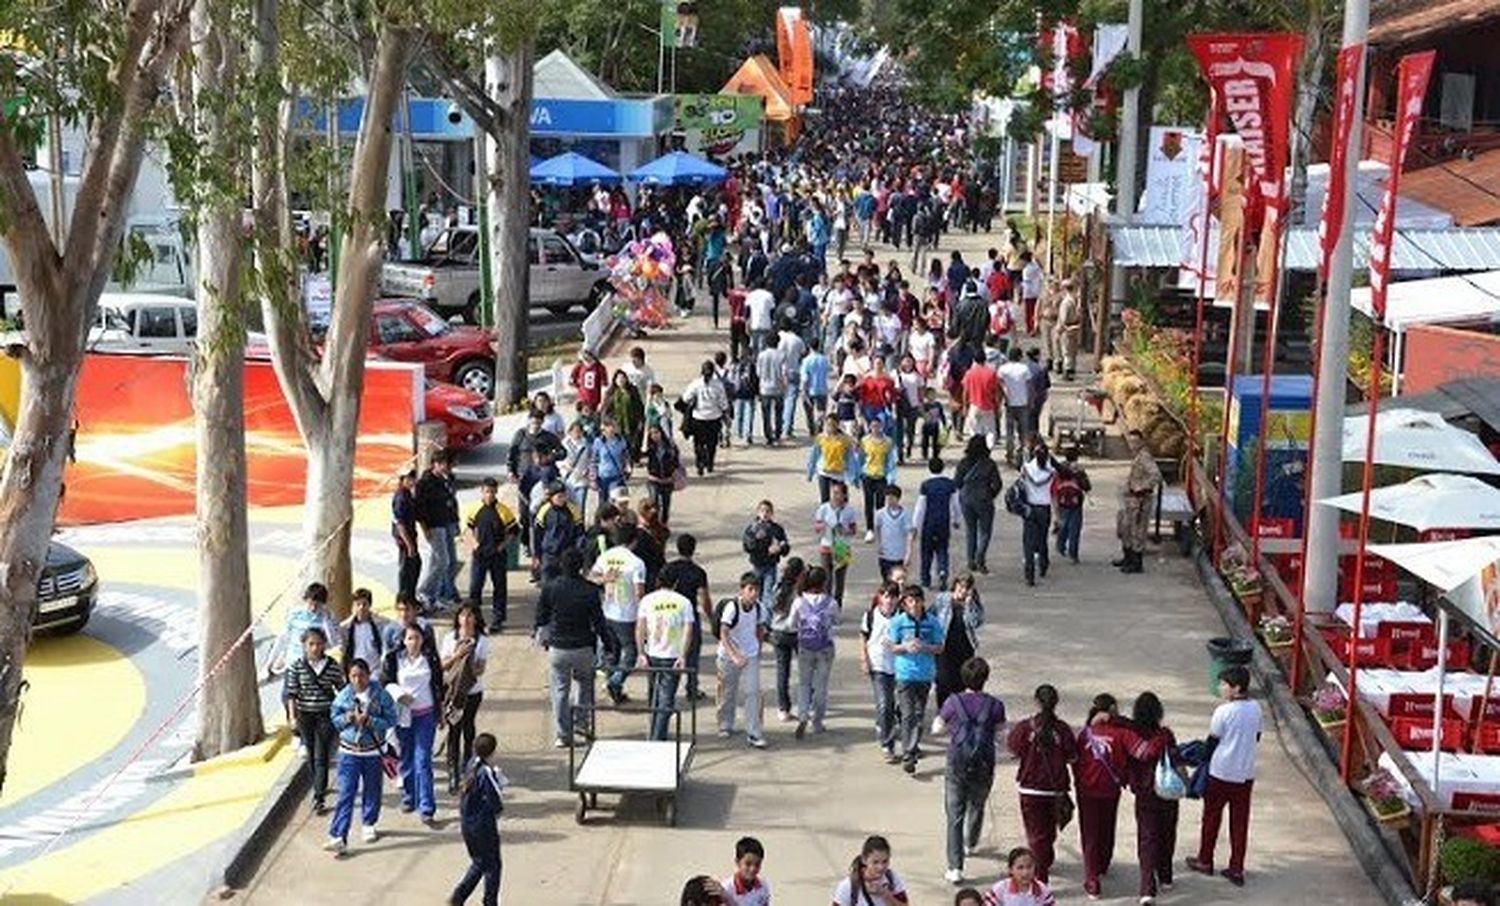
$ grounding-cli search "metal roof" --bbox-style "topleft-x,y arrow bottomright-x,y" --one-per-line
1109,225 -> 1500,272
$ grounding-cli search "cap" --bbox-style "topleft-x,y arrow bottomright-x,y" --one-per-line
545,480 -> 566,495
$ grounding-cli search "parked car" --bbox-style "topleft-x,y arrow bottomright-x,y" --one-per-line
32,541 -> 99,634
425,379 -> 494,451
380,226 -> 609,322
88,293 -> 198,354
369,298 -> 499,397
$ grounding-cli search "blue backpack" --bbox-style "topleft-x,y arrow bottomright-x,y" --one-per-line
950,694 -> 999,782
795,594 -> 835,652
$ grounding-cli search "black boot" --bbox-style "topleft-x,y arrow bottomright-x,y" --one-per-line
1111,547 -> 1129,568
1121,551 -> 1144,574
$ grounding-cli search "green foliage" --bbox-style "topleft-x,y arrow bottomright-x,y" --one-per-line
1440,836 -> 1500,887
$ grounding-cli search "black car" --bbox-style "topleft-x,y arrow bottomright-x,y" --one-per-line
32,541 -> 99,634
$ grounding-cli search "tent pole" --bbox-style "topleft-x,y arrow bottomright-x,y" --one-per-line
1431,608 -> 1449,798
1472,650 -> 1499,753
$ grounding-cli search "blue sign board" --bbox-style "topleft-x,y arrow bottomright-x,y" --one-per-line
298,94 -> 671,140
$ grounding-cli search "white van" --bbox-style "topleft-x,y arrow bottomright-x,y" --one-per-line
89,293 -> 198,354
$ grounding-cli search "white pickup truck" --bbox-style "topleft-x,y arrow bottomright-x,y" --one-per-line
381,226 -> 610,323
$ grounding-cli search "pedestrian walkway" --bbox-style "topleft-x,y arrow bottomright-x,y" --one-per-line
232,237 -> 1380,905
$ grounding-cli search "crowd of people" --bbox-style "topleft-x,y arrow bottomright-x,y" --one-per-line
259,71 -> 1284,906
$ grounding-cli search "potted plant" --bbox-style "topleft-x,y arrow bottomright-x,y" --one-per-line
1310,682 -> 1347,734
1258,615 -> 1293,650
1359,767 -> 1411,825
1219,545 -> 1264,616
1439,836 -> 1500,899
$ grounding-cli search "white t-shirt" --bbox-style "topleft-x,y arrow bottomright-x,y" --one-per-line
639,589 -> 693,660
719,599 -> 762,660
622,362 -> 655,395
722,874 -> 771,906
862,605 -> 898,675
1021,261 -> 1044,299
832,869 -> 908,906
439,631 -> 490,696
875,506 -> 912,561
814,501 -> 859,551
592,546 -> 647,623
396,652 -> 435,712
998,361 -> 1032,407
907,330 -> 936,368
747,289 -> 776,331
1209,698 -> 1264,783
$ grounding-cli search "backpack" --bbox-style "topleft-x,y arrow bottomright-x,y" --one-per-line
1004,478 -> 1028,516
1054,471 -> 1084,509
795,594 -> 835,651
714,597 -> 742,641
950,694 -> 999,782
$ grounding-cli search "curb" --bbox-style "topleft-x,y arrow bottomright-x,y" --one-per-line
220,744 -> 308,891
1191,547 -> 1421,906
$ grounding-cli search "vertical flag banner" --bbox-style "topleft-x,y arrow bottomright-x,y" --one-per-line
1142,127 -> 1202,225
1369,50 -> 1437,318
1216,137 -> 1249,303
1179,93 -> 1221,283
1317,43 -> 1364,281
1074,23 -> 1127,158
776,7 -> 814,105
1187,33 -> 1304,305
661,1 -> 678,49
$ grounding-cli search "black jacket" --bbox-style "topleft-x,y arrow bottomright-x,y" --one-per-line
534,575 -> 614,652
380,646 -> 445,706
954,455 -> 1003,509
414,469 -> 458,529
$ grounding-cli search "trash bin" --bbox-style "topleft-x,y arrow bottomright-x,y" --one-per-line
1205,637 -> 1254,694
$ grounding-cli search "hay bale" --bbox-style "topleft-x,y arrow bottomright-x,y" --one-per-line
1115,375 -> 1149,404
1099,355 -> 1129,376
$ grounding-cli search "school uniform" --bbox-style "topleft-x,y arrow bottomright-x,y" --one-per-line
1074,718 -> 1130,895
1007,715 -> 1079,883
1195,698 -> 1263,878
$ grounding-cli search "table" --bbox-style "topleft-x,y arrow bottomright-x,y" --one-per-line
1327,668 -> 1488,719
1381,750 -> 1500,812
1335,601 -> 1429,638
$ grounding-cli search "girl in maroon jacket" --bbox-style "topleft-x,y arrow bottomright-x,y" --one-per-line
1073,693 -> 1130,899
1005,684 -> 1078,883
1123,692 -> 1182,905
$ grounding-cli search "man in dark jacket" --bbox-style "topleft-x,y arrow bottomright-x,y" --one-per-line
391,469 -> 421,599
415,451 -> 461,609
534,548 -> 614,746
742,500 -> 788,607
532,481 -> 583,580
467,478 -> 517,631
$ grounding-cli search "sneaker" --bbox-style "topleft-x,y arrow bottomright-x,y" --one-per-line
1083,879 -> 1100,899
553,737 -> 569,749
361,825 -> 379,843
944,868 -> 963,884
813,721 -> 826,734
1185,857 -> 1213,876
883,748 -> 900,764
1139,898 -> 1155,905
778,709 -> 793,723
747,736 -> 768,749
931,715 -> 946,734
718,729 -> 733,739
399,801 -> 415,814
1220,869 -> 1245,887
864,530 -> 875,543
903,759 -> 916,775
964,844 -> 977,857
322,837 -> 345,855
795,719 -> 807,740
422,812 -> 440,827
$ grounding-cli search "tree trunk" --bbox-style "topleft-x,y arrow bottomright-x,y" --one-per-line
489,42 -> 535,408
190,0 -> 263,761
1288,10 -> 1328,225
301,433 -> 355,617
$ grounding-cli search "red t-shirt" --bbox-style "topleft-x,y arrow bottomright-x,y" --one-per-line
855,373 -> 897,410
962,363 -> 1000,411
571,361 -> 607,408
987,269 -> 1011,302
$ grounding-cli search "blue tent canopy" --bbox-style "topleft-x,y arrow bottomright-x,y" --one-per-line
627,151 -> 727,186
530,151 -> 621,187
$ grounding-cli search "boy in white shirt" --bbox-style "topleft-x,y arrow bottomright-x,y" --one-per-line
874,485 -> 914,581
720,836 -> 772,906
716,573 -> 769,748
860,582 -> 902,761
1188,665 -> 1263,887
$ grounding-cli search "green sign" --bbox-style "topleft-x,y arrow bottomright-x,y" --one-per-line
674,94 -> 762,132
660,2 -> 678,49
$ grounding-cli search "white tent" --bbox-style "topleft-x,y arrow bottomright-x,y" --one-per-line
1342,408 -> 1500,475
1351,269 -> 1500,335
1319,474 -> 1500,532
1369,536 -> 1500,593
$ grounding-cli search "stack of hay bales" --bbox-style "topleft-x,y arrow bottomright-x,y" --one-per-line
1098,355 -> 1187,459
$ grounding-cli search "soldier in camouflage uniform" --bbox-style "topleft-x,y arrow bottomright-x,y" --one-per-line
1113,429 -> 1161,574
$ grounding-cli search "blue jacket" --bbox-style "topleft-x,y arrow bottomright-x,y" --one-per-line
800,352 -> 830,397
592,436 -> 629,481
331,682 -> 397,754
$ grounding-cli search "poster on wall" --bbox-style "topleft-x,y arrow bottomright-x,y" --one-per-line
675,94 -> 763,158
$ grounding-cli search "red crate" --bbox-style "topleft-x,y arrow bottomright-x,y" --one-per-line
1390,716 -> 1466,751
1452,792 -> 1500,814
1387,692 -> 1465,721
1346,635 -> 1395,667
1419,528 -> 1470,542
1474,723 -> 1500,755
1405,638 -> 1471,671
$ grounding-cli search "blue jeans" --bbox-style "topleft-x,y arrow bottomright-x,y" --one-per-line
962,499 -> 995,567
452,827 -> 501,906
648,656 -> 681,741
604,619 -> 637,695
397,707 -> 437,818
1057,505 -> 1083,560
735,397 -> 755,440
753,563 -> 778,609
782,382 -> 801,436
418,525 -> 455,606
920,528 -> 951,588
329,752 -> 383,841
872,671 -> 897,750
759,394 -> 784,442
597,474 -> 624,504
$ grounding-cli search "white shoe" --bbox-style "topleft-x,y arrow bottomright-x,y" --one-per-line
322,837 -> 345,855
864,529 -> 875,543
554,737 -> 568,749
931,715 -> 946,734
944,868 -> 963,884
718,728 -> 733,738
747,735 -> 768,749
1140,898 -> 1155,905
964,844 -> 977,856
361,825 -> 379,843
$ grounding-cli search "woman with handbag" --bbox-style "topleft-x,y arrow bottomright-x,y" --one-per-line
682,361 -> 730,475
1006,684 -> 1078,883
1124,692 -> 1183,905
1073,694 -> 1130,899
382,623 -> 446,824
644,424 -> 683,525
440,604 -> 489,795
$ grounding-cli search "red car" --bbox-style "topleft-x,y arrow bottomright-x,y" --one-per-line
371,298 -> 498,398
425,378 -> 495,450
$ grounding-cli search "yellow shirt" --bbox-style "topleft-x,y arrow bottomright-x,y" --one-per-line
816,433 -> 852,474
861,435 -> 892,478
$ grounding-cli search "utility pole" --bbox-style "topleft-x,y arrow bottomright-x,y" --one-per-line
1108,0 -> 1144,315
1302,0 -> 1369,613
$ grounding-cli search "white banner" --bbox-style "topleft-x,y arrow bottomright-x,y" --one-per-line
1140,126 -> 1200,225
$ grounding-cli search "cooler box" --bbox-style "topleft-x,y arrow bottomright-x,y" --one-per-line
1223,375 -> 1312,533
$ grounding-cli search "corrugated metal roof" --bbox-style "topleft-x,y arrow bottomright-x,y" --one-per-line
1399,148 -> 1500,227
1109,225 -> 1500,272
1370,0 -> 1500,46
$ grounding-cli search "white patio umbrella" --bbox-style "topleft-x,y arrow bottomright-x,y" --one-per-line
1319,474 -> 1500,532
1342,408 -> 1500,475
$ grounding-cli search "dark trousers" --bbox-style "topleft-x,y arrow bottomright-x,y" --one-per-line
1019,792 -> 1061,882
685,620 -> 703,697
1197,776 -> 1253,874
772,633 -> 796,713
897,407 -> 917,461
896,680 -> 930,762
452,827 -> 502,906
920,528 -> 950,588
1137,794 -> 1179,897
1022,505 -> 1051,582
397,543 -> 421,600
817,474 -> 835,504
446,693 -> 483,782
961,499 -> 994,568
649,482 -> 674,524
1057,505 -> 1083,560
861,476 -> 887,532
759,394 -> 784,442
819,551 -> 849,605
469,554 -> 507,625
604,620 -> 637,694
295,709 -> 335,806
692,418 -> 721,473
647,656 -> 681,740
921,423 -> 942,461
1078,793 -> 1120,887
871,671 -> 897,750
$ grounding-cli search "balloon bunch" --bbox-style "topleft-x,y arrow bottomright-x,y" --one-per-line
604,234 -> 675,331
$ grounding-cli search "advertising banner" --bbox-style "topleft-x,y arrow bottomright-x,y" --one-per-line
1317,43 -> 1364,281
1141,127 -> 1202,225
1216,137 -> 1248,303
776,7 -> 814,105
1187,33 -> 1303,305
1370,50 -> 1437,319
675,94 -> 763,157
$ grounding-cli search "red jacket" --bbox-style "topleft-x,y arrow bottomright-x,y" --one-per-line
1073,717 -> 1131,799
1007,715 -> 1078,793
1123,725 -> 1179,798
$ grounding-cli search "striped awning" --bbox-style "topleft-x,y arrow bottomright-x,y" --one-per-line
1109,225 -> 1500,272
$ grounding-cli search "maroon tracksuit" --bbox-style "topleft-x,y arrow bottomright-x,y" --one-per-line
1073,719 -> 1130,892
1126,726 -> 1182,899
1197,776 -> 1254,875
1007,715 -> 1079,883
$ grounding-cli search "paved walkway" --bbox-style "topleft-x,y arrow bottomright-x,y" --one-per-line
230,228 -> 1380,906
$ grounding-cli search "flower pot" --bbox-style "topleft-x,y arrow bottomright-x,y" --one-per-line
1314,712 -> 1346,744
1363,795 -> 1410,826
1235,588 -> 1264,621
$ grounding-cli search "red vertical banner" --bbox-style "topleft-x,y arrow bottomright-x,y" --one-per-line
1186,33 -> 1304,305
776,7 -> 814,105
1318,43 -> 1364,281
1369,50 -> 1437,318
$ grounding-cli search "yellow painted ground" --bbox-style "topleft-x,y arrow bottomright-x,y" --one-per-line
3,635 -> 145,807
0,734 -> 294,903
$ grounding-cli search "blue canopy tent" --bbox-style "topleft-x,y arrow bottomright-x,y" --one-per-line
530,151 -> 621,186
627,151 -> 727,186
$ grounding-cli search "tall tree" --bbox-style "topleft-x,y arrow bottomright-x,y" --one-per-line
0,0 -> 195,793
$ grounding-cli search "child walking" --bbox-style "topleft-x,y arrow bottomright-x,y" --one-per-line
860,581 -> 902,761
913,458 -> 961,589
790,567 -> 839,739
888,585 -> 944,775
717,573 -> 769,748
451,732 -> 506,906
981,847 -> 1056,906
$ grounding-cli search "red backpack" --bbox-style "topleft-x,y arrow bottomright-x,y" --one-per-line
1054,470 -> 1085,509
